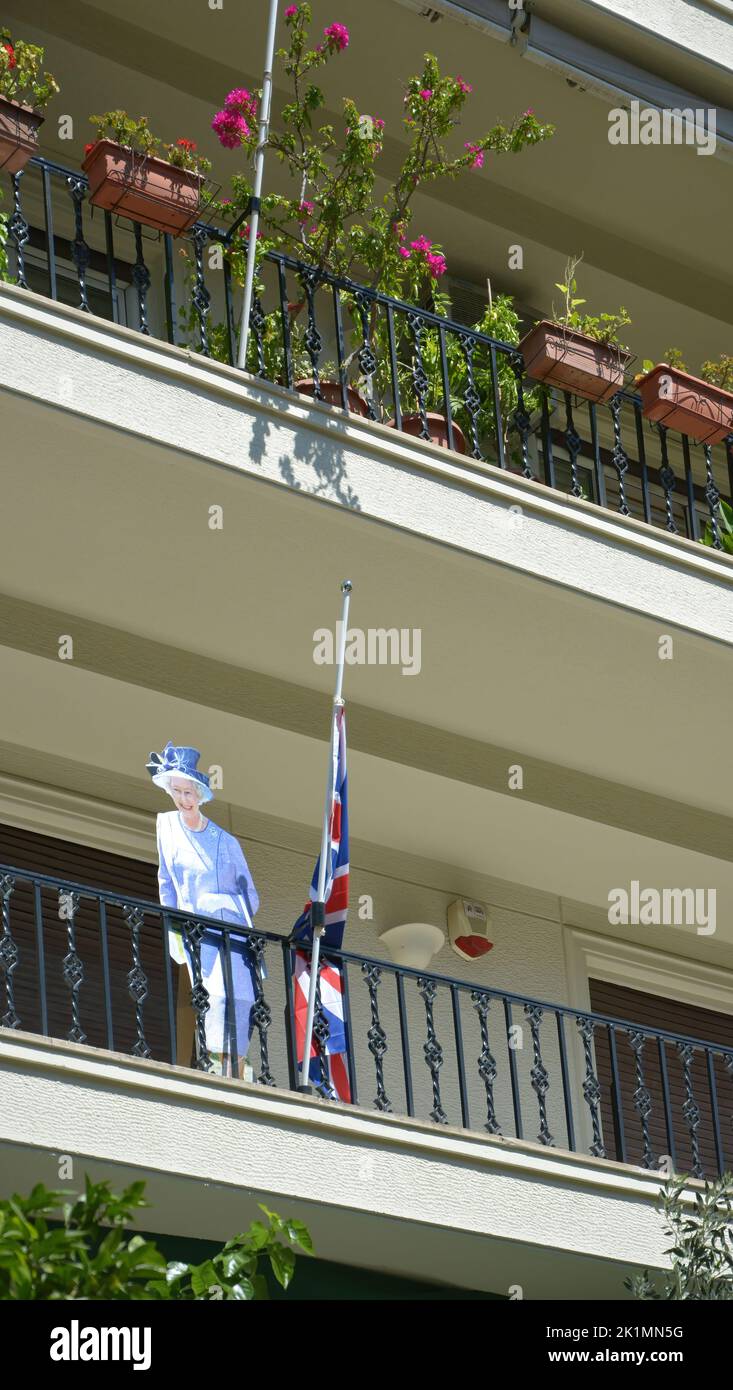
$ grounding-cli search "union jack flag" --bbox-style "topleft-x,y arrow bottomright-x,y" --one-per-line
291,705 -> 351,1102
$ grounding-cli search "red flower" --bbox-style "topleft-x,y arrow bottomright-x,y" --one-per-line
177,137 -> 197,151
2,42 -> 16,70
83,142 -> 96,156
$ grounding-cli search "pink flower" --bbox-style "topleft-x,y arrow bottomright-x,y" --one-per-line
297,199 -> 314,221
321,22 -> 349,52
212,109 -> 249,148
427,252 -> 447,278
225,88 -> 257,119
398,246 -> 411,259
456,75 -> 472,94
285,4 -> 298,15
523,107 -> 535,116
464,141 -> 484,169
374,117 -> 384,130
410,235 -> 432,252
419,88 -> 432,101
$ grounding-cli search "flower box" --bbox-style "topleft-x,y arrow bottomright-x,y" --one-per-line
0,95 -> 44,173
81,139 -> 204,236
636,364 -> 733,446
520,319 -> 631,404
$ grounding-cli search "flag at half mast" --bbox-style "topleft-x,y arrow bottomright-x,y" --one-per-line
291,704 -> 351,1102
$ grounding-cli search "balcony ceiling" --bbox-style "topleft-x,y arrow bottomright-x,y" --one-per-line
8,0 -> 733,364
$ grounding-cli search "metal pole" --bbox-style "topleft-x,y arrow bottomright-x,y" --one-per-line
298,580 -> 352,1091
237,0 -> 279,371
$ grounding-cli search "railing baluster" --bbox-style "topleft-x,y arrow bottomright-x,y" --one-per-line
540,389 -> 556,489
703,443 -> 722,548
386,303 -> 402,432
657,423 -> 677,532
607,1024 -> 626,1163
184,920 -> 212,1072
8,171 -> 29,288
706,1049 -> 724,1177
525,1002 -> 554,1146
189,225 -> 209,353
563,391 -> 583,497
163,231 -> 177,344
249,934 -> 275,1086
223,253 -> 236,366
60,888 -> 85,1045
0,875 -> 19,1030
726,435 -> 733,506
332,285 -> 349,411
219,924 -> 239,1077
628,1028 -> 653,1168
577,1015 -> 605,1158
609,392 -> 630,516
588,401 -> 606,508
489,345 -> 506,469
472,990 -> 500,1134
682,434 -> 699,541
632,399 -> 651,524
276,259 -> 293,389
677,1041 -> 703,1179
41,163 -> 58,300
450,985 -> 470,1129
504,997 -> 523,1140
124,904 -> 150,1059
98,899 -> 115,1052
66,176 -> 91,312
250,293 -> 267,378
438,322 -> 455,451
407,311 -> 430,441
362,962 -> 392,1112
657,1036 -> 677,1173
161,910 -> 177,1064
282,939 -> 299,1090
461,334 -> 483,460
301,266 -> 323,397
417,975 -> 447,1124
395,970 -> 414,1116
354,289 -> 378,421
32,882 -> 48,1037
104,211 -> 120,325
311,955 -> 332,1096
555,1012 -> 575,1151
132,223 -> 151,336
511,353 -> 532,478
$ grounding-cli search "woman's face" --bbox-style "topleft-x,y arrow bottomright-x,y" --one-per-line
169,777 -> 200,813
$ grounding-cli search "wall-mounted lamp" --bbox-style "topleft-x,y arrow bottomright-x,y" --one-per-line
379,922 -> 446,970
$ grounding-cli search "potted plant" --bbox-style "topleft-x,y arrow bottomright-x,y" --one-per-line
82,112 -> 212,236
211,3 -> 554,420
520,255 -> 632,404
635,348 -> 733,446
0,29 -> 59,173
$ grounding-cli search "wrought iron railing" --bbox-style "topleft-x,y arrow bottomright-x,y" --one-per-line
4,155 -> 733,548
1,862 -> 731,1179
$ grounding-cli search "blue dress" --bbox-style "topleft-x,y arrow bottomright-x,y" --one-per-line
155,811 -> 260,1059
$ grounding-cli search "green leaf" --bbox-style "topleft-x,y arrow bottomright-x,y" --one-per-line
269,1243 -> 296,1290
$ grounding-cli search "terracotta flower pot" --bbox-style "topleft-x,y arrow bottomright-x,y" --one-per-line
82,139 -> 204,236
295,378 -> 369,416
0,96 -> 44,174
520,320 -> 632,404
637,364 -> 733,446
389,411 -> 467,455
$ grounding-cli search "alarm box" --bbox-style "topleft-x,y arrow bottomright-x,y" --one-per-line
447,899 -> 493,961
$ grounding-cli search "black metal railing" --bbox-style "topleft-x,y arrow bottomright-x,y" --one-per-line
1,861 -> 731,1179
4,155 -> 732,549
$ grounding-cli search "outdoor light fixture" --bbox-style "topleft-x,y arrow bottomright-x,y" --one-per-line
379,923 -> 445,970
447,899 -> 493,960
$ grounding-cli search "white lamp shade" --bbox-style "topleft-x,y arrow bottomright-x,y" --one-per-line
378,923 -> 446,970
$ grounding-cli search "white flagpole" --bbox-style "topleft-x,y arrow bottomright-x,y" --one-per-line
298,579 -> 352,1092
237,0 -> 279,371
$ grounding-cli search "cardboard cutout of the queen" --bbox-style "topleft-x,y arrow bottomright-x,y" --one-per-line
147,741 -> 260,1077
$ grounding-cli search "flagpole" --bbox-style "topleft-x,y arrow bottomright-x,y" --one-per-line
298,579 -> 352,1091
237,0 -> 279,371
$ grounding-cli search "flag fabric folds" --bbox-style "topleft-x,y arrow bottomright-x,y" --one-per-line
291,706 -> 351,1101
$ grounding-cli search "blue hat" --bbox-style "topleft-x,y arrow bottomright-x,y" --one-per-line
146,742 -> 213,802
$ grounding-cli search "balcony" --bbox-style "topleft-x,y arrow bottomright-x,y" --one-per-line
4,154 -> 733,552
1,860 -> 731,1182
